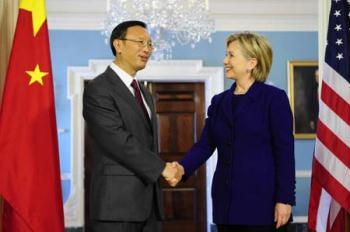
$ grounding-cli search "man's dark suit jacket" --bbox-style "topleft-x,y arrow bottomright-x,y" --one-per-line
180,81 -> 296,225
83,66 -> 165,222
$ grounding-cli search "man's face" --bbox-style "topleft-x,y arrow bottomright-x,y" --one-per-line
115,26 -> 153,75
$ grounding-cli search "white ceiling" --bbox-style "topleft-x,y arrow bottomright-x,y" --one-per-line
46,0 -> 318,31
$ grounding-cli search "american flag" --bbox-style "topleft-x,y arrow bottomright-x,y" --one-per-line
308,0 -> 350,231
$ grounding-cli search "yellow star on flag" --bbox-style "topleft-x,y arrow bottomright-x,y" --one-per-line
20,0 -> 46,36
26,64 -> 48,86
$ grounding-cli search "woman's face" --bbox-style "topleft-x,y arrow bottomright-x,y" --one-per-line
223,41 -> 252,81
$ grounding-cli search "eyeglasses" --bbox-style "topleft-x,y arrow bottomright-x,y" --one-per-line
120,38 -> 154,49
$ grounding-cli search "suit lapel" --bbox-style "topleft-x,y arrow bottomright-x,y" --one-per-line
232,81 -> 262,121
140,84 -> 158,151
105,67 -> 152,132
139,83 -> 157,136
222,84 -> 235,127
221,81 -> 263,125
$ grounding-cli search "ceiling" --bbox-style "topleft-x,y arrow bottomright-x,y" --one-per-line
46,0 -> 318,31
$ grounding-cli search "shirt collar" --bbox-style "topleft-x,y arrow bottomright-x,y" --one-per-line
110,62 -> 136,88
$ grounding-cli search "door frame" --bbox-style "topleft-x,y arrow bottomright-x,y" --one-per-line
65,60 -> 224,231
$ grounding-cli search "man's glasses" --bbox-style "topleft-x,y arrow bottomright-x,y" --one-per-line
120,38 -> 154,49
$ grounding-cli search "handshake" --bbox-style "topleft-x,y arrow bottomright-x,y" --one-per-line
161,162 -> 184,187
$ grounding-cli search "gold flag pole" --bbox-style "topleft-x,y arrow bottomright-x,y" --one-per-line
0,0 -> 18,104
0,1 -> 18,231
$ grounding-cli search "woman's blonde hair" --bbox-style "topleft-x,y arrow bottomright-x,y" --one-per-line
226,32 -> 273,82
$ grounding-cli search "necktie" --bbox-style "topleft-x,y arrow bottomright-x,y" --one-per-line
131,79 -> 150,120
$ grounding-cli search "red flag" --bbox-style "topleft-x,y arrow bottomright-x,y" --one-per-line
308,0 -> 350,231
0,0 -> 64,231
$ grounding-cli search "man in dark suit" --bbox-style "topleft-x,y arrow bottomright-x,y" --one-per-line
83,21 -> 179,232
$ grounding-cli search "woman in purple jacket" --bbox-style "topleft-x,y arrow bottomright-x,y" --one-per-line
170,32 -> 296,232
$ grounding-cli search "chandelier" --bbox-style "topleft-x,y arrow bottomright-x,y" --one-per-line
102,0 -> 215,60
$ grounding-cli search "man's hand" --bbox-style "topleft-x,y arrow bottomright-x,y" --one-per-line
274,202 -> 292,229
162,162 -> 184,187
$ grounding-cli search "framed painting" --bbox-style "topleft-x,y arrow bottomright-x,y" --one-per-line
288,60 -> 319,139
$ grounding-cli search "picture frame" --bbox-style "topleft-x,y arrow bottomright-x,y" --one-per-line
288,60 -> 319,139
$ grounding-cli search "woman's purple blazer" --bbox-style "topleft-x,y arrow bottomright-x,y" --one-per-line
180,81 -> 296,225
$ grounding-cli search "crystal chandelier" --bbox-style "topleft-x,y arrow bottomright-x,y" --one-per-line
102,0 -> 215,60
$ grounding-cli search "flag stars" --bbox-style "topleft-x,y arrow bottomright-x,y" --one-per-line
335,38 -> 343,45
26,64 -> 48,86
335,24 -> 342,31
336,53 -> 344,60
333,0 -> 340,2
334,10 -> 341,17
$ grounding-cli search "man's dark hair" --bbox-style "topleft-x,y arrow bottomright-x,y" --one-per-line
110,20 -> 147,56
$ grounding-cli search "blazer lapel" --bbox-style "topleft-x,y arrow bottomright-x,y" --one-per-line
221,84 -> 235,127
105,67 -> 152,132
232,81 -> 262,121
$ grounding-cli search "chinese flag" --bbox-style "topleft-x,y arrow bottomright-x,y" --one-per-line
0,0 -> 64,231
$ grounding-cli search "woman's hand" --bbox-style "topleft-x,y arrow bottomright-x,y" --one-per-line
274,202 -> 292,229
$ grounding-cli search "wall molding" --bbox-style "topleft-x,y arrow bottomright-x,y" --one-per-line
296,170 -> 312,178
294,216 -> 308,223
64,59 -> 224,229
47,0 -> 317,31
